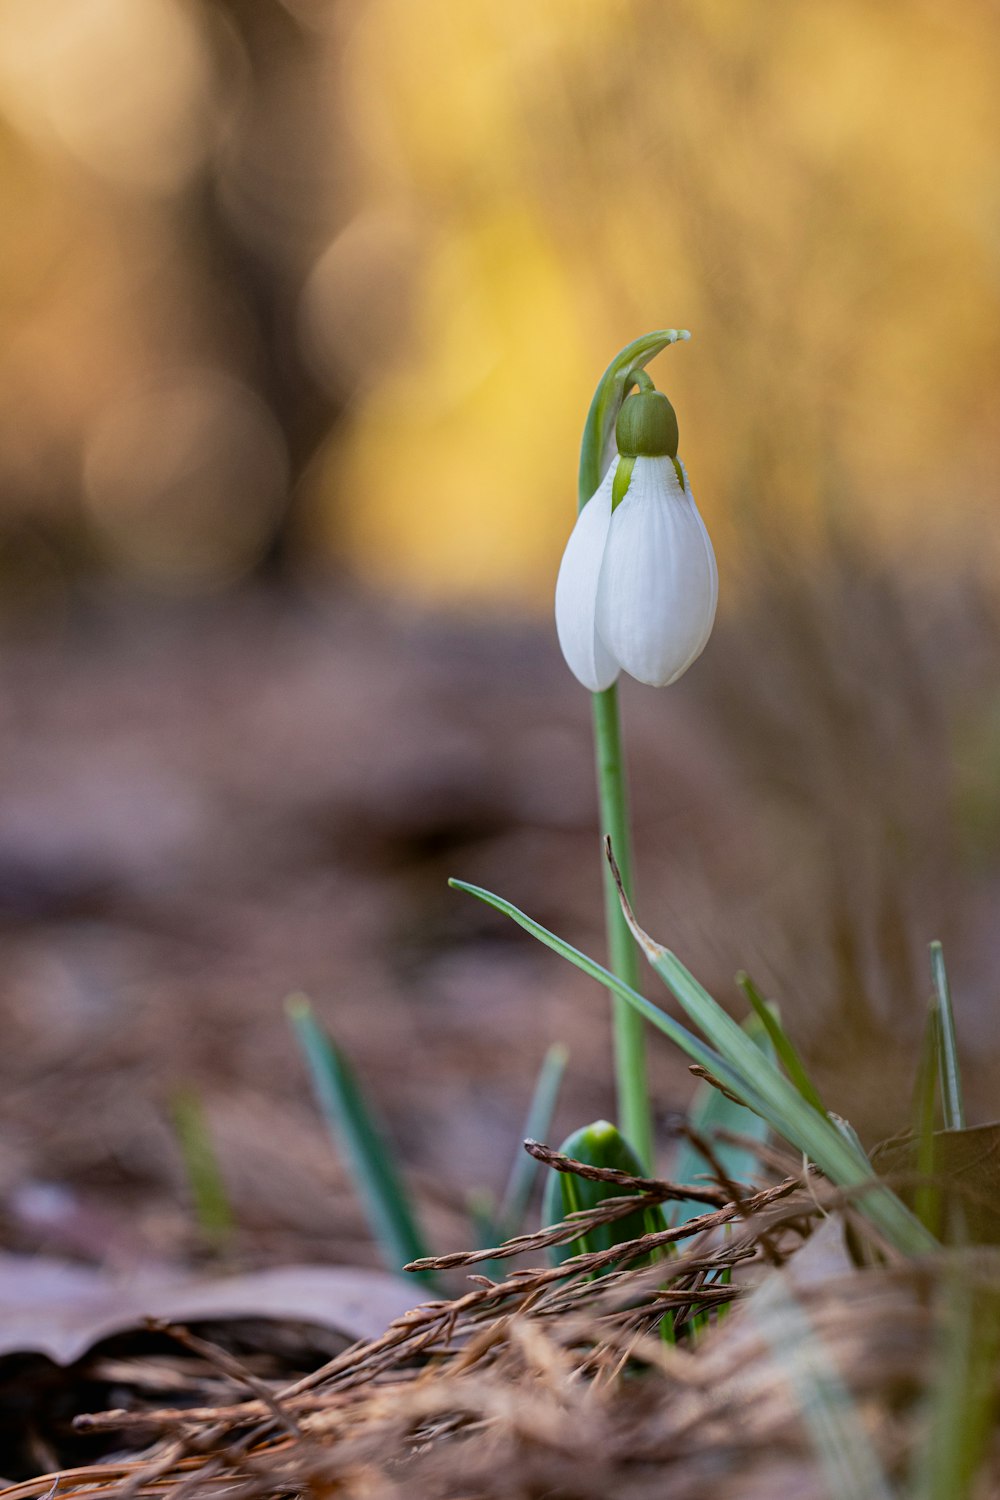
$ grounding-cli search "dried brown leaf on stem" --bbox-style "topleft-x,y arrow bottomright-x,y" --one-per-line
522,1138 -> 729,1205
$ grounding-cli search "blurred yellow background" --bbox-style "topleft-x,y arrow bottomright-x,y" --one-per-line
0,0 -> 998,608
5,0 -> 1000,1275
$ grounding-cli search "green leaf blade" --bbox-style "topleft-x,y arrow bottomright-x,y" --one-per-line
451,879 -> 936,1256
286,995 -> 435,1284
499,1043 -> 568,1233
449,879 -> 775,1121
931,941 -> 966,1131
638,941 -> 935,1255
672,1009 -> 775,1224
171,1086 -> 234,1246
737,972 -> 828,1116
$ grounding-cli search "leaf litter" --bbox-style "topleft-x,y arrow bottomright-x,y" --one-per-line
3,1139 -> 998,1500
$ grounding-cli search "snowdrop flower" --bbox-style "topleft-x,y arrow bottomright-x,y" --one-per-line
555,384 -> 717,690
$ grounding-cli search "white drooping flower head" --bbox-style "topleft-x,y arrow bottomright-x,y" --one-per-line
555,384 -> 717,691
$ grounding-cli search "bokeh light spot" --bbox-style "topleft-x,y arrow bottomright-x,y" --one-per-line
0,0 -> 217,193
82,372 -> 288,592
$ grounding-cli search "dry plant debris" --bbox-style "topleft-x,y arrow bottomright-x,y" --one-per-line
3,1144 -> 994,1500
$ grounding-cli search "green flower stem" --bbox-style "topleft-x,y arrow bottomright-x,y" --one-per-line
591,685 -> 652,1170
576,330 -> 688,1174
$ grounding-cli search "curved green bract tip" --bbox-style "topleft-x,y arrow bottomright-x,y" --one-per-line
578,329 -> 690,508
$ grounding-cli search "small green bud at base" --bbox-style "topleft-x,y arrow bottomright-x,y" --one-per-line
616,390 -> 679,458
541,1119 -> 667,1268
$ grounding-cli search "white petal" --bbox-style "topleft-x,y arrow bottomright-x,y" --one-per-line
554,460 -> 621,691
596,457 -> 717,688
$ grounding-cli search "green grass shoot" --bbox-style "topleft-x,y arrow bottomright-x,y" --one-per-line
672,1006 -> 774,1224
498,1042 -> 568,1233
930,941 -> 965,1130
286,994 -> 436,1286
449,877 -> 936,1256
466,1043 -> 568,1278
737,971 -> 828,1115
914,997 -> 942,1235
911,1270 -> 1000,1500
171,1086 -> 234,1248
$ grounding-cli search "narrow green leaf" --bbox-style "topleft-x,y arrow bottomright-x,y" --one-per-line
578,329 -> 690,505
466,1047 -> 568,1280
737,972 -> 828,1116
286,995 -> 435,1285
912,1271 -> 1000,1500
639,952 -> 935,1254
828,1113 -> 871,1163
171,1086 -> 234,1246
607,871 -> 936,1255
499,1043 -> 568,1233
448,880 -> 775,1121
914,999 -> 943,1234
451,879 -> 936,1256
672,1009 -> 774,1224
930,941 -> 966,1130
465,1188 -> 505,1282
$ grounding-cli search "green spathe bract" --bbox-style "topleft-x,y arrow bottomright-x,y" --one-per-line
448,877 -> 937,1258
578,328 -> 689,507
